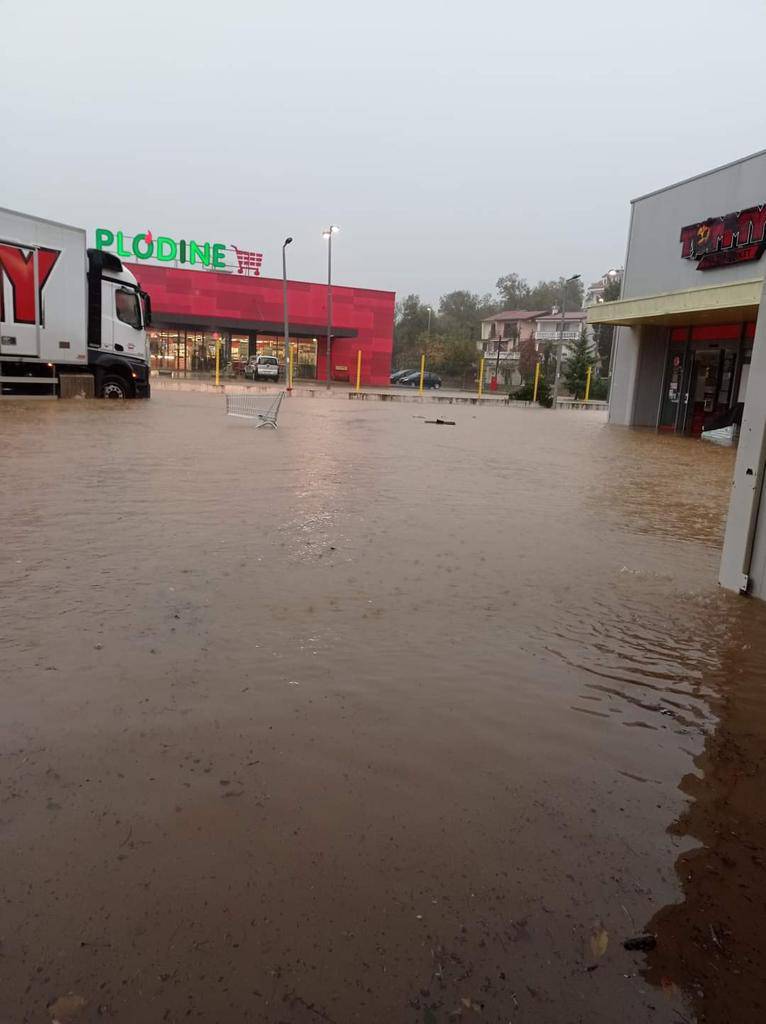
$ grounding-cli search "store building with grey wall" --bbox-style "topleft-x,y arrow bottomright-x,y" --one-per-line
589,150 -> 766,599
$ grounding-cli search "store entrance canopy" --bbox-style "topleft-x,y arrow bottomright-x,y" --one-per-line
587,278 -> 763,328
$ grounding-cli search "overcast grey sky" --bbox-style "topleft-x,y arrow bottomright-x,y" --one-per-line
3,0 -> 765,304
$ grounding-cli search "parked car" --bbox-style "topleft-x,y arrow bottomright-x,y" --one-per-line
245,355 -> 280,380
390,368 -> 415,384
398,370 -> 442,389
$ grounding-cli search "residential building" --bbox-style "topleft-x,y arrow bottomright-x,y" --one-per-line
478,310 -> 546,385
585,268 -> 623,306
533,310 -> 590,356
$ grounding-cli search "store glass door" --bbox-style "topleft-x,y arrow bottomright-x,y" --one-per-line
658,342 -> 690,431
679,345 -> 739,436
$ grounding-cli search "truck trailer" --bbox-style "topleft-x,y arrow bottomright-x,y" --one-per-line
0,207 -> 151,399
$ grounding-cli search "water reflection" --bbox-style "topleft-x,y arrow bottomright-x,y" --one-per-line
643,598 -> 766,1024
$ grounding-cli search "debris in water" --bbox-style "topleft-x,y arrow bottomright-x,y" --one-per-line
623,934 -> 657,951
424,418 -> 455,426
48,992 -> 87,1022
589,923 -> 609,959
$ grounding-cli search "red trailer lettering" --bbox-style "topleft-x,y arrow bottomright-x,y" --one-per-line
0,244 -> 60,325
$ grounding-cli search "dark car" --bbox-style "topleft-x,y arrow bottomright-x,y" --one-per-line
398,370 -> 442,389
390,368 -> 415,383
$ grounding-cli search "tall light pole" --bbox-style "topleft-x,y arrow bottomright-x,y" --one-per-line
553,273 -> 581,406
282,237 -> 293,391
426,306 -> 432,361
322,225 -> 340,389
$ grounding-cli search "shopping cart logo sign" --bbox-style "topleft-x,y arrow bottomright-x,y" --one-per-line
232,247 -> 264,276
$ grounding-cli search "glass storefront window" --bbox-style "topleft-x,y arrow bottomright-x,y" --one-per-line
255,335 -> 317,379
149,330 -> 182,372
148,326 -> 318,379
230,335 -> 250,367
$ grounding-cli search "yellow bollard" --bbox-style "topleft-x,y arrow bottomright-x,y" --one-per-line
215,338 -> 220,387
289,346 -> 294,390
584,365 -> 592,403
532,361 -> 540,403
418,352 -> 425,394
356,349 -> 362,392
478,356 -> 485,398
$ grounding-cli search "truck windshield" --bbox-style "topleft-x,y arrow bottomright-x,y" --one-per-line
115,288 -> 142,330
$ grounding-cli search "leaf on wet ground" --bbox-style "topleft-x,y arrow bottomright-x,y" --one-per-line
589,924 -> 609,959
48,992 -> 87,1022
661,975 -> 678,998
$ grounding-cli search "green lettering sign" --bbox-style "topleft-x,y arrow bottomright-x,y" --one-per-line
94,228 -> 253,274
115,231 -> 131,259
189,241 -> 211,266
132,234 -> 154,259
156,236 -> 177,262
212,243 -> 226,269
95,228 -> 114,250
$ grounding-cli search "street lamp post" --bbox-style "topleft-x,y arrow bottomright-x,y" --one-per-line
552,273 -> 581,406
494,326 -> 503,386
282,237 -> 293,391
322,225 -> 340,389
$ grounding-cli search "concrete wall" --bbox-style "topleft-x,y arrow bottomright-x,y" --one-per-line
608,326 -> 641,425
624,150 -> 766,301
608,325 -> 669,427
633,326 -> 669,426
720,279 -> 766,597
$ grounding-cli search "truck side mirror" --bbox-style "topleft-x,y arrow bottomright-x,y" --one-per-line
141,290 -> 152,328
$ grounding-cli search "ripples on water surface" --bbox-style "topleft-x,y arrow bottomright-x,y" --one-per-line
1,391 -> 765,1023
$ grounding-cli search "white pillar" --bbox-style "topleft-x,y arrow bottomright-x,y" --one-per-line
608,325 -> 641,426
719,278 -> 766,597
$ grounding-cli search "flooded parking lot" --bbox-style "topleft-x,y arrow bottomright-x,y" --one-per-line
1,389 -> 765,1023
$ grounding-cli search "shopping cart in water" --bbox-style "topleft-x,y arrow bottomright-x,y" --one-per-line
232,246 -> 263,276
225,391 -> 285,429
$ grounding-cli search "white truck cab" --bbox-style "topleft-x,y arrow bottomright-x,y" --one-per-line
87,248 -> 152,398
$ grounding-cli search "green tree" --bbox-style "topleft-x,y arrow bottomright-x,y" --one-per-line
527,276 -> 584,312
438,290 -> 498,341
518,334 -> 538,382
432,335 -> 478,379
393,294 -> 431,370
541,341 -> 556,380
592,276 -> 621,376
496,273 -> 531,309
563,328 -> 596,399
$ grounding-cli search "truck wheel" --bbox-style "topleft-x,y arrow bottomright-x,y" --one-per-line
101,375 -> 132,399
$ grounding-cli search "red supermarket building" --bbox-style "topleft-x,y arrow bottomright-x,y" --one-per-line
127,263 -> 396,386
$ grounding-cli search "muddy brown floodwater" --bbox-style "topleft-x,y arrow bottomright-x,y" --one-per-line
1,389 -> 765,1024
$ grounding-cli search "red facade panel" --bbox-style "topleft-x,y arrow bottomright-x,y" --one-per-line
129,264 -> 395,386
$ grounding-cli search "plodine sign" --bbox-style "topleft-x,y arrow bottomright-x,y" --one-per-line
95,228 -> 228,269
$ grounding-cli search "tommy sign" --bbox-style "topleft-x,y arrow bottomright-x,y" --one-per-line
95,229 -> 264,275
680,204 -> 766,270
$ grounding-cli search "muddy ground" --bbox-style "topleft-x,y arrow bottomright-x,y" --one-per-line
1,390 -> 764,1023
